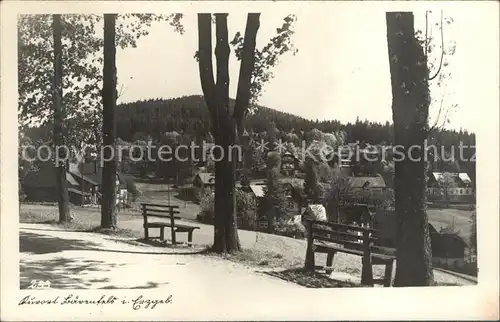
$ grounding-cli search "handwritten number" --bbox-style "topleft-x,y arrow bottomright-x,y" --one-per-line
27,280 -> 51,289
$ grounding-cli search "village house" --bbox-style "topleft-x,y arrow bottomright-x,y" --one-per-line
193,172 -> 216,190
71,161 -> 128,206
22,163 -> 92,205
280,151 -> 299,176
348,174 -> 386,191
427,172 -> 474,204
22,161 -> 127,206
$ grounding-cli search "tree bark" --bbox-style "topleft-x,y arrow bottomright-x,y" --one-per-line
233,13 -> 260,136
197,13 -> 260,253
386,12 -> 434,286
52,14 -> 71,223
197,14 -> 217,115
211,13 -> 241,253
101,14 -> 118,229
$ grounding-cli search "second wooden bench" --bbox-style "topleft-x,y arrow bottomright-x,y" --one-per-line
141,203 -> 200,246
304,220 -> 396,287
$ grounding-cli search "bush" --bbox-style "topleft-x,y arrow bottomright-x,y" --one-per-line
196,189 -> 214,224
196,189 -> 258,230
238,210 -> 257,230
276,220 -> 306,239
125,178 -> 140,202
196,210 -> 214,225
199,189 -> 214,213
178,185 -> 197,201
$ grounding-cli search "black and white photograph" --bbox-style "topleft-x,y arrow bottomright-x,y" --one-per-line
1,0 -> 499,320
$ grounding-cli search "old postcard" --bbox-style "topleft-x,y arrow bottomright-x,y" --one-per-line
1,0 -> 499,320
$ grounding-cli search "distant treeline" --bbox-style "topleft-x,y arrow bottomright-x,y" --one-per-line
22,94 -> 476,178
114,95 -> 475,148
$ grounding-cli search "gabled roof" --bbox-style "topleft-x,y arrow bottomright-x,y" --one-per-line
458,173 -> 472,184
431,172 -> 472,185
249,185 -> 265,198
67,173 -> 79,186
68,163 -> 100,185
67,187 -> 91,196
68,162 -> 127,187
196,172 -> 215,185
348,175 -> 386,189
23,168 -> 79,188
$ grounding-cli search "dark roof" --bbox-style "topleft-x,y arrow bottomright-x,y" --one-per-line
68,162 -> 127,187
68,163 -> 99,185
23,168 -> 79,188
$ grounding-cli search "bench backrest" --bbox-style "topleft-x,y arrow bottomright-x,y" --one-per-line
141,203 -> 180,226
305,219 -> 380,253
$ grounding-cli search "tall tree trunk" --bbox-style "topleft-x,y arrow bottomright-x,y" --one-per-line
52,14 -> 70,223
212,13 -> 240,253
101,14 -> 118,229
386,12 -> 434,286
197,13 -> 260,253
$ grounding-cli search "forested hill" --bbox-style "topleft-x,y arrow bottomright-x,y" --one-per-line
115,95 -> 475,149
116,95 -> 337,141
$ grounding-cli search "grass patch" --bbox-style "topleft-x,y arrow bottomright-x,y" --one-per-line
85,226 -> 137,238
264,268 -> 360,288
20,210 -> 58,224
202,248 -> 300,269
20,210 -> 138,239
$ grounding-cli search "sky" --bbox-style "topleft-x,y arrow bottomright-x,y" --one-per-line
98,3 -> 496,133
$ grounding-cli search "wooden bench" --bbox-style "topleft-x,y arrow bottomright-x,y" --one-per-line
141,203 -> 200,246
304,220 -> 396,287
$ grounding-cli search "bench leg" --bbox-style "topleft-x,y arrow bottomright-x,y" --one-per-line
171,227 -> 176,245
144,227 -> 149,240
187,231 -> 193,247
361,254 -> 373,287
325,251 -> 336,274
383,260 -> 395,287
160,227 -> 165,241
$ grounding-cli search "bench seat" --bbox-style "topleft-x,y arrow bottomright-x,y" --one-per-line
314,242 -> 396,262
146,222 -> 200,231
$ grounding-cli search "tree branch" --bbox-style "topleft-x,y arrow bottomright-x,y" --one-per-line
233,13 -> 260,136
428,96 -> 444,132
429,10 -> 444,81
197,14 -> 216,117
117,83 -> 126,99
424,10 -> 429,57
215,14 -> 230,116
